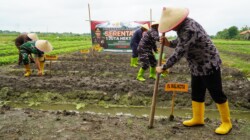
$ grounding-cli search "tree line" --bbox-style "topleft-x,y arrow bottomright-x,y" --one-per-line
214,25 -> 250,40
1,26 -> 250,40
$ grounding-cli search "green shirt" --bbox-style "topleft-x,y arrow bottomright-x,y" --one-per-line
20,41 -> 40,55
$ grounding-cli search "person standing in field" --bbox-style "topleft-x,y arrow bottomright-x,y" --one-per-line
92,27 -> 108,49
130,24 -> 149,67
136,22 -> 159,81
15,33 -> 47,76
156,7 -> 232,135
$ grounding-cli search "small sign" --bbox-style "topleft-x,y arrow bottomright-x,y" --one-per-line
80,49 -> 90,54
165,83 -> 188,92
45,55 -> 58,60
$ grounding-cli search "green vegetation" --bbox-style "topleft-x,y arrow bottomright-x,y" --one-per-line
213,39 -> 250,76
0,32 -> 250,76
215,25 -> 250,40
0,33 -> 92,65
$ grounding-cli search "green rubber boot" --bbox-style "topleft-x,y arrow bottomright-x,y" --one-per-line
136,68 -> 146,82
149,67 -> 156,79
130,58 -> 138,67
134,57 -> 138,65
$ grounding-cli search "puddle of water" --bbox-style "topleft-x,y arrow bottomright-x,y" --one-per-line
7,102 -> 250,121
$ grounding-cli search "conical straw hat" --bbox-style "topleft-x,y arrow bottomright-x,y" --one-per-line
27,33 -> 39,41
158,7 -> 189,33
151,21 -> 159,26
141,24 -> 149,30
35,40 -> 53,53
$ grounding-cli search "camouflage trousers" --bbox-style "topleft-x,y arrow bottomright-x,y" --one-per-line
20,48 -> 44,65
138,51 -> 157,70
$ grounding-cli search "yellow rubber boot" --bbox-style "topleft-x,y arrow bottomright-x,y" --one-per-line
40,61 -> 45,75
215,101 -> 232,134
183,101 -> 205,126
24,64 -> 31,77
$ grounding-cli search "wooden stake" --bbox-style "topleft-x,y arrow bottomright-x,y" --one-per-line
49,60 -> 52,77
169,91 -> 176,121
148,33 -> 165,128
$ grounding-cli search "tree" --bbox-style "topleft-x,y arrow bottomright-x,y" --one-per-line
240,25 -> 250,32
216,26 -> 240,39
228,26 -> 238,39
216,29 -> 229,39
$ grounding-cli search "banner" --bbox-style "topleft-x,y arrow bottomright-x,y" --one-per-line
91,21 -> 150,52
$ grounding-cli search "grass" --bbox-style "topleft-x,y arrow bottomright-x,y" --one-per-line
220,53 -> 250,75
213,39 -> 250,76
0,35 -> 249,76
0,34 -> 92,65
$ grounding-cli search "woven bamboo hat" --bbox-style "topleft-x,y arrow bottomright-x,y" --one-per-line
35,40 -> 53,53
141,24 -> 149,30
151,21 -> 159,26
158,7 -> 189,33
27,33 -> 39,41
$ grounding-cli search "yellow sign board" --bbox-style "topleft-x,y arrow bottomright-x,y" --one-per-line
80,49 -> 90,54
165,83 -> 188,92
45,55 -> 58,60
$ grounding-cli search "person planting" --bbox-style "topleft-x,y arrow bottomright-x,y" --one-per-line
136,22 -> 159,81
15,33 -> 46,76
18,40 -> 53,77
130,23 -> 149,67
15,33 -> 39,64
156,7 -> 232,134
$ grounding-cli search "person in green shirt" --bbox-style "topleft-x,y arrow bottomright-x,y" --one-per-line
18,40 -> 53,77
15,33 -> 39,64
15,33 -> 47,76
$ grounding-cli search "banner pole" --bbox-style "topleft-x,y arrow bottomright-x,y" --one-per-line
88,3 -> 94,56
148,32 -> 165,128
150,8 -> 152,26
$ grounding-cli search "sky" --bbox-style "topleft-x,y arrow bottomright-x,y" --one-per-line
0,0 -> 249,36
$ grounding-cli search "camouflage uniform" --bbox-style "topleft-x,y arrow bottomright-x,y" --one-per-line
20,41 -> 44,65
138,28 -> 159,69
161,17 -> 227,103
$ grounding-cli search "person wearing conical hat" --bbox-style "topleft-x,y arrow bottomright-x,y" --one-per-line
130,23 -> 149,67
15,33 -> 47,76
136,22 -> 159,81
156,7 -> 232,135
19,40 -> 53,77
15,33 -> 39,64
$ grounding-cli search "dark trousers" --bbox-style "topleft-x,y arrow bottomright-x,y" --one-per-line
132,47 -> 138,58
191,68 -> 227,104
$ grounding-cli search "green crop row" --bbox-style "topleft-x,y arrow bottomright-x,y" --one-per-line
0,55 -> 18,65
215,44 -> 250,55
213,39 -> 250,45
0,34 -> 92,65
220,53 -> 250,75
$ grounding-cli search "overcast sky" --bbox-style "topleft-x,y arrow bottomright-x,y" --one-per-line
0,0 -> 249,35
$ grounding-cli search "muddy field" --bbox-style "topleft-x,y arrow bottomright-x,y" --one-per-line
0,50 -> 250,139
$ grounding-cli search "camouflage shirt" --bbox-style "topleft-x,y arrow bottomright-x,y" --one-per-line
162,18 -> 222,76
138,28 -> 159,53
